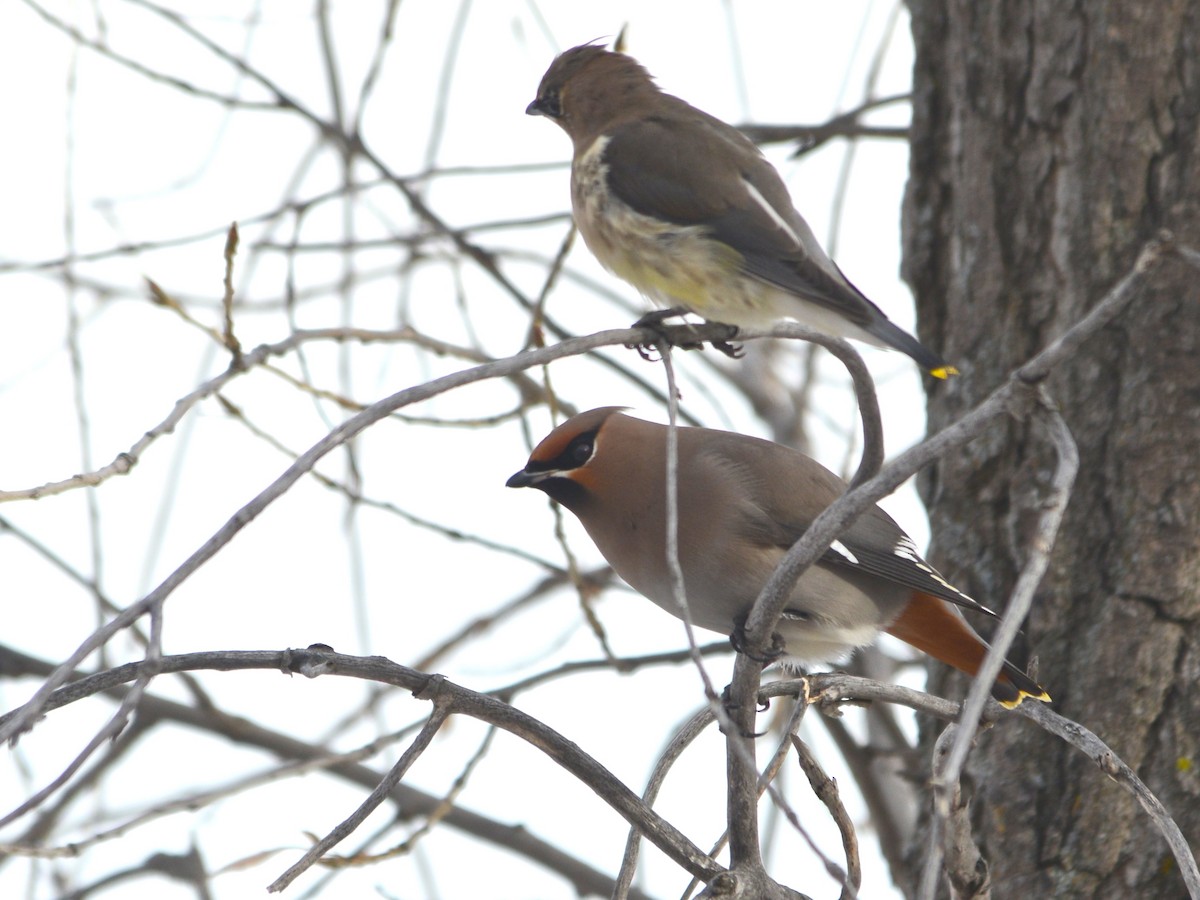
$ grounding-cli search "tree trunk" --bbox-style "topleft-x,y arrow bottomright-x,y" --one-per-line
903,2 -> 1200,898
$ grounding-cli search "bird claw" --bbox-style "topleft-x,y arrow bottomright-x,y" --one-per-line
717,684 -> 772,737
709,330 -> 744,359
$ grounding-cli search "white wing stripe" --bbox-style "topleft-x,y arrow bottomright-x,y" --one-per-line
829,539 -> 859,564
742,178 -> 803,247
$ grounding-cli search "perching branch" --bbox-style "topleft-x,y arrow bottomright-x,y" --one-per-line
11,646 -> 1195,897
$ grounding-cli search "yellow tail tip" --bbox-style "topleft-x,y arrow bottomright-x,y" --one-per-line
998,687 -> 1053,710
929,365 -> 960,380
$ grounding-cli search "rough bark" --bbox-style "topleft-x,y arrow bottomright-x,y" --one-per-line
903,2 -> 1200,898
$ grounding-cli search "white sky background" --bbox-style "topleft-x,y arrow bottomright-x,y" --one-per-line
0,2 -> 933,897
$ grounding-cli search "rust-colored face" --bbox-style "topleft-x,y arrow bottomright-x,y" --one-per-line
506,408 -> 625,509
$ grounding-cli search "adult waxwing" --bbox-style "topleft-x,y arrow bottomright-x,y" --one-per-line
507,408 -> 1049,707
527,44 -> 956,379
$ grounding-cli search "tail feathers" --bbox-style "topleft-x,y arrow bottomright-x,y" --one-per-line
865,317 -> 958,379
993,660 -> 1052,708
884,592 -> 1050,708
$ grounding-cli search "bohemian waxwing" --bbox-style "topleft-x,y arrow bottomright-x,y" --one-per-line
507,408 -> 1049,707
527,44 -> 956,379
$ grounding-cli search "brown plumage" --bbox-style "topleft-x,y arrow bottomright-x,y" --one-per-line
508,408 -> 1048,707
527,45 -> 956,378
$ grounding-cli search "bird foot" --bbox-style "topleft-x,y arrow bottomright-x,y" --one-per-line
629,309 -> 743,359
729,616 -> 787,664
630,307 -> 703,357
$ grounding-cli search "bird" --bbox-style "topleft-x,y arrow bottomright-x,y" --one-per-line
527,43 -> 956,379
507,408 -> 1048,707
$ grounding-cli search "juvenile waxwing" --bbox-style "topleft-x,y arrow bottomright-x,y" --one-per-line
527,44 -> 956,379
507,408 -> 1048,707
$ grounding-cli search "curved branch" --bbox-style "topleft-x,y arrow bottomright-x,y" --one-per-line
921,391 -> 1077,895
8,646 -> 1194,895
0,647 -> 721,884
0,646 -> 657,900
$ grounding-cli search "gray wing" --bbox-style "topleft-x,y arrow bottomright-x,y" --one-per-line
600,108 -> 883,330
601,103 -> 947,369
699,431 -> 996,618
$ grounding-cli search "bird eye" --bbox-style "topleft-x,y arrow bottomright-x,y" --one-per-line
569,437 -> 593,466
541,90 -> 562,118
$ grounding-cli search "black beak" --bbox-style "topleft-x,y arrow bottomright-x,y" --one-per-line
525,99 -> 545,117
506,468 -> 537,488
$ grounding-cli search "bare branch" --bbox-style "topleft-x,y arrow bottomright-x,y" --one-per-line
919,724 -> 991,900
615,705 -> 715,900
10,643 -> 1195,896
926,393 -> 1077,844
0,645 -> 672,900
791,735 -> 862,900
736,93 -> 911,156
2,647 -> 723,883
267,698 -> 453,891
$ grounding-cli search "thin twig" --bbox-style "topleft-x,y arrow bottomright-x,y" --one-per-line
614,705 -> 716,900
491,640 -> 731,700
679,699 -> 816,900
791,735 -> 861,900
927,395 -> 1077,824
221,222 -> 241,356
267,698 -> 453,891
659,344 -> 721,704
919,724 -> 991,899
736,93 -> 911,155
